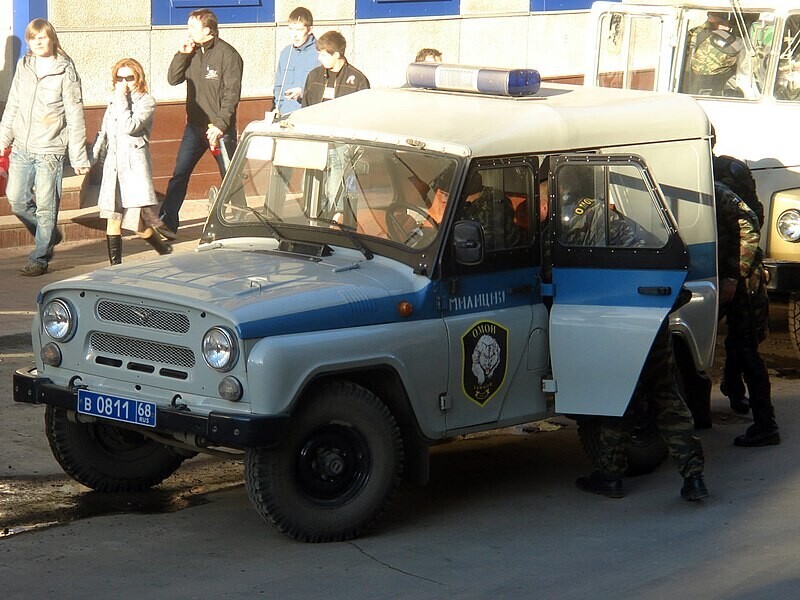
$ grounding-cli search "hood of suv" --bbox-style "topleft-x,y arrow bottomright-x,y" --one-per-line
52,247 -> 432,338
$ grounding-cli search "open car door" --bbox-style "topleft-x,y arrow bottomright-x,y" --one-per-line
546,155 -> 689,416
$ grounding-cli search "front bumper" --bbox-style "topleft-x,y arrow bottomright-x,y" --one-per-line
764,259 -> 800,295
13,368 -> 289,449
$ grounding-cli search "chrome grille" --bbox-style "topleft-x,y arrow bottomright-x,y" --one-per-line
97,300 -> 190,333
90,332 -> 196,368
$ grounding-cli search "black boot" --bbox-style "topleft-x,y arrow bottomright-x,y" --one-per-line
575,471 -> 624,498
106,235 -> 122,265
144,233 -> 173,256
681,474 -> 709,501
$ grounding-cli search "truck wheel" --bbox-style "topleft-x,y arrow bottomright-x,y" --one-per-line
45,406 -> 187,492
788,292 -> 800,358
244,381 -> 404,542
577,416 -> 667,477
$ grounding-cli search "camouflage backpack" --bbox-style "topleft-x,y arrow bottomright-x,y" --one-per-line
713,154 -> 764,227
691,29 -> 743,75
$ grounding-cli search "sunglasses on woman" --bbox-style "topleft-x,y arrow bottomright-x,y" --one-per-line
115,75 -> 135,82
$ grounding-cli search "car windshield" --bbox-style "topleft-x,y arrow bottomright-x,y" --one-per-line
216,134 -> 459,251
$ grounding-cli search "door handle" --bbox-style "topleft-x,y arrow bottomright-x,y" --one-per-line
637,286 -> 672,296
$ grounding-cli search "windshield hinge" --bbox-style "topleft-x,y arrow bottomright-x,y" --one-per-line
439,394 -> 451,412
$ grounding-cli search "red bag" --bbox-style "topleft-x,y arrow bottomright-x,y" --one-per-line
0,147 -> 10,197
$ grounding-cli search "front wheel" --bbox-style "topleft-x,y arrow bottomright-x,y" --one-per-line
245,381 -> 404,543
788,292 -> 800,358
45,406 -> 188,491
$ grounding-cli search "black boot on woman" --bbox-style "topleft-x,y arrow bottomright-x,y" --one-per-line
106,235 -> 122,265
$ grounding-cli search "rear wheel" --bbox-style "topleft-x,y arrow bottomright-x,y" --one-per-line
245,381 -> 404,542
45,406 -> 188,491
577,416 -> 667,477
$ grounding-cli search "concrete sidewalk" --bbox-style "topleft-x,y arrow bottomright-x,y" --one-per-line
0,199 -> 209,344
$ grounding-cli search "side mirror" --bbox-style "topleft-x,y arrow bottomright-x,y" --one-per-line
453,220 -> 484,265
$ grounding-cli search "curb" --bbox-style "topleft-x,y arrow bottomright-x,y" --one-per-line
1,332 -> 32,350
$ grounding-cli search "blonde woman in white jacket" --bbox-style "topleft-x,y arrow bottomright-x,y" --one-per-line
92,57 -> 171,264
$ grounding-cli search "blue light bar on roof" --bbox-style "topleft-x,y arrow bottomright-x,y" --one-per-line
406,63 -> 541,97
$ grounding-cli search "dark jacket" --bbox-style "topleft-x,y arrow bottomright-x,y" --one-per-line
301,61 -> 370,107
167,36 -> 243,132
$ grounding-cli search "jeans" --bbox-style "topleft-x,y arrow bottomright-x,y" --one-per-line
160,123 -> 237,231
6,148 -> 64,266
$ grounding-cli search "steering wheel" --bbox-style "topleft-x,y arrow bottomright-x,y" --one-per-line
385,203 -> 438,245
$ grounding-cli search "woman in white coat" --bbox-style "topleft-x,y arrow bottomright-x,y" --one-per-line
92,57 -> 171,264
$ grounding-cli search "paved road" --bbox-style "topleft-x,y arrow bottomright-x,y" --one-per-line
1,324 -> 798,599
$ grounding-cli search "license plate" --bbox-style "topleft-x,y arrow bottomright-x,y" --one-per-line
77,390 -> 157,428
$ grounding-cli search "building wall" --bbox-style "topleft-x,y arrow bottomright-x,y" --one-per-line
0,1 -> 13,102
1,0 -> 590,107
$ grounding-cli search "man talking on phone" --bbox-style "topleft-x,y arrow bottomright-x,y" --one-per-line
158,8 -> 243,240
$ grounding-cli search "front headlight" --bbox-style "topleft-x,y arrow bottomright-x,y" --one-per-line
202,327 -> 238,371
42,299 -> 75,341
777,209 -> 800,243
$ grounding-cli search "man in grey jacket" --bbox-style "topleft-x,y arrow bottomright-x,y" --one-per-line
0,19 -> 90,276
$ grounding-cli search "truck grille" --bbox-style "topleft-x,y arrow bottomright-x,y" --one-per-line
97,300 -> 190,333
90,332 -> 196,368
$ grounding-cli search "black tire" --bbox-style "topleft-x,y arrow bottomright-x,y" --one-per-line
244,381 -> 404,543
45,405 -> 187,492
577,416 -> 667,478
788,292 -> 800,358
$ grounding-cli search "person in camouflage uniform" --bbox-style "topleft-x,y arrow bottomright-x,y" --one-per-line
554,165 -> 709,500
715,181 -> 779,446
456,171 -> 523,250
713,151 -> 765,414
577,322 -> 707,500
681,12 -> 742,96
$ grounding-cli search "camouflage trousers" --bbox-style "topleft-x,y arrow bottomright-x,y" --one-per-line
593,322 -> 705,479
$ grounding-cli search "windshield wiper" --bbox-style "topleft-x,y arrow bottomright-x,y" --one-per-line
245,206 -> 288,244
309,216 -> 374,260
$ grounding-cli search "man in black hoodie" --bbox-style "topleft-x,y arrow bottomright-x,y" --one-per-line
158,8 -> 243,238
301,31 -> 369,107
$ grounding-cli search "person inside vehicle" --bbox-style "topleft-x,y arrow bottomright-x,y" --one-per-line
455,170 -> 523,250
682,11 -> 743,96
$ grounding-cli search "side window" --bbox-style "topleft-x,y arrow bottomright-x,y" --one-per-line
455,165 -> 533,252
596,13 -> 663,91
775,14 -> 800,102
555,162 -> 670,249
678,10 -> 765,99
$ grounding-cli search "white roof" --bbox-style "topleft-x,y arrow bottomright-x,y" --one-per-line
620,0 -> 795,12
265,83 -> 709,158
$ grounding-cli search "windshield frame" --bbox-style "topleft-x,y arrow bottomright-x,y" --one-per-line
200,131 -> 466,274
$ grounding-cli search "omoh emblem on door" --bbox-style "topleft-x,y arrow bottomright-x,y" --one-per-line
461,320 -> 508,406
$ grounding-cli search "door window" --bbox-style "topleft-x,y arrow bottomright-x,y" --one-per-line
775,14 -> 800,102
555,162 -> 670,250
